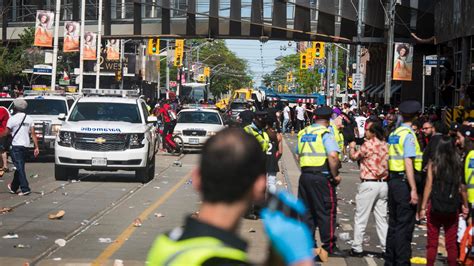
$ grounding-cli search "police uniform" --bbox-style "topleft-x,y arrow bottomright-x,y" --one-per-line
297,106 -> 341,254
243,111 -> 270,152
147,216 -> 249,265
329,121 -> 345,160
385,100 -> 422,266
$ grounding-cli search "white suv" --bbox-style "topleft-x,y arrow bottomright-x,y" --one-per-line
54,91 -> 158,183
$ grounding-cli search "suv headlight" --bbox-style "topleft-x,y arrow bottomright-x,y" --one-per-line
58,131 -> 72,147
129,133 -> 145,149
51,124 -> 62,135
207,131 -> 217,136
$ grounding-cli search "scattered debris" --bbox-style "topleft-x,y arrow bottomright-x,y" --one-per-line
113,259 -> 124,266
52,202 -> 59,204
129,206 -> 135,209
185,179 -> 192,185
248,228 -> 256,233
48,210 -> 65,220
98,238 -> 113,244
276,180 -> 283,186
14,244 -> 31,249
62,192 -> 68,196
154,213 -> 164,218
70,180 -> 80,183
133,218 -> 142,227
81,220 -> 89,226
340,223 -> 353,231
3,233 -> 18,239
367,254 -> 375,258
347,200 -> 355,205
339,232 -> 350,241
35,235 -> 48,241
345,240 -> 354,245
173,161 -> 182,167
30,174 -> 39,179
411,242 -> 417,246
153,186 -> 161,190
40,191 -> 44,196
162,181 -> 169,184
363,236 -> 370,243
55,239 -> 66,247
52,258 -> 62,261
0,207 -> 12,214
410,257 -> 427,264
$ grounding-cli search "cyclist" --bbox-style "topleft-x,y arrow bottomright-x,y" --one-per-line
156,100 -> 177,148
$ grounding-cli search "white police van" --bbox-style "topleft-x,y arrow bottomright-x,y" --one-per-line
54,89 -> 158,183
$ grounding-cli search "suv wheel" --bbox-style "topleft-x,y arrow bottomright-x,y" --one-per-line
136,154 -> 153,183
55,165 -> 79,181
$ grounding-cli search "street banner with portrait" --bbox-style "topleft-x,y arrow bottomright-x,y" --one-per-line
34,10 -> 54,47
106,39 -> 120,61
83,32 -> 97,60
63,21 -> 80,52
393,42 -> 413,81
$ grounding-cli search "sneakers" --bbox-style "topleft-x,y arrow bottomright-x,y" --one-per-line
7,183 -> 16,194
18,191 -> 31,196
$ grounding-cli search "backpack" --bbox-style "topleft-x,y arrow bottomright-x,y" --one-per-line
430,178 -> 460,214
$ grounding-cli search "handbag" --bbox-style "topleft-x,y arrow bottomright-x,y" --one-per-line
5,114 -> 27,150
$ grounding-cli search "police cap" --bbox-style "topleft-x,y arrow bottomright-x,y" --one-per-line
399,100 -> 421,115
314,106 -> 333,119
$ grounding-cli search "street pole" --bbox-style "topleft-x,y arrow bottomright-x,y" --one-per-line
166,40 -> 170,100
422,55 -> 426,113
78,0 -> 86,93
120,39 -> 124,89
50,0 -> 61,91
326,44 -> 332,106
355,0 -> 364,110
345,44 -> 350,103
95,0 -> 103,89
384,0 -> 395,104
333,45 -> 339,106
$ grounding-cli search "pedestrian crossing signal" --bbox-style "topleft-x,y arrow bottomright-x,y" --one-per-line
300,53 -> 308,70
147,38 -> 159,55
313,42 -> 325,59
115,69 -> 122,81
174,54 -> 183,67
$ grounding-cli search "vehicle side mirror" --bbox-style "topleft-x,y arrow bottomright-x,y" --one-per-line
147,116 -> 158,123
58,113 -> 66,121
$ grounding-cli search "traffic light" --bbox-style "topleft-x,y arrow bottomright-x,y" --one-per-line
174,54 -> 183,67
115,68 -> 122,81
306,49 -> 314,68
174,39 -> 184,67
203,67 -> 210,77
147,38 -> 160,55
313,42 -> 325,59
300,53 -> 308,70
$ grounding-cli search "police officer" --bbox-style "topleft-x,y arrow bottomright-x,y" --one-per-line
244,111 -> 270,153
297,106 -> 343,256
385,100 -> 422,265
147,128 -> 314,266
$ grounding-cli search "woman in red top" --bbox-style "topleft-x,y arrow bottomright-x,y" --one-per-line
348,118 -> 389,257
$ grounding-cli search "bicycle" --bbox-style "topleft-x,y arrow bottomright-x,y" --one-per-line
156,121 -> 184,156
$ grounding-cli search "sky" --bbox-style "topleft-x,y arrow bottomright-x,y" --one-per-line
226,40 -> 296,86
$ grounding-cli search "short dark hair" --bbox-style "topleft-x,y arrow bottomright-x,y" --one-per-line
199,128 -> 266,203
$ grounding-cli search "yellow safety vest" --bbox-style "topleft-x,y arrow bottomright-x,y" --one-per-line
464,150 -> 474,203
297,125 -> 330,168
244,125 -> 270,152
330,122 -> 344,160
147,234 -> 248,266
388,126 -> 423,172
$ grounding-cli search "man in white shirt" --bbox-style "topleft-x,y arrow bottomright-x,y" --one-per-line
282,102 -> 291,134
0,99 -> 39,196
295,101 -> 305,132
354,114 -> 367,144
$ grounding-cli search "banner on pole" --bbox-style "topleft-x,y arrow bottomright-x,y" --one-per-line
63,21 -> 80,52
393,43 -> 413,81
106,39 -> 120,61
34,10 -> 54,47
83,32 -> 97,60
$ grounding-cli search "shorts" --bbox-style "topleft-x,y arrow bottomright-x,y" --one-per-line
0,137 -> 7,152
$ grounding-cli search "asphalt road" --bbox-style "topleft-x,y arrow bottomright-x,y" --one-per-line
0,136 -> 446,265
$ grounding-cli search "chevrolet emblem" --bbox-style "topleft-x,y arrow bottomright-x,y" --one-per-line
94,137 -> 107,144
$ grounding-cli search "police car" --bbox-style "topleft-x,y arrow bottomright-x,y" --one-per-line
12,91 -> 76,153
54,89 -> 158,183
174,106 -> 226,151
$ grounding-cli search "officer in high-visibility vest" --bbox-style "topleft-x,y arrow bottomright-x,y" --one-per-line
244,111 -> 270,153
147,128 -> 315,266
329,115 -> 345,160
385,100 -> 422,266
297,106 -> 344,256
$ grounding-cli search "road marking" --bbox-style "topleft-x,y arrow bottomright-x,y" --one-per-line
91,171 -> 192,266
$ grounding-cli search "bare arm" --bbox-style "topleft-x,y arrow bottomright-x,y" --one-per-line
30,127 -> 39,157
0,128 -> 10,138
327,151 -> 340,178
404,157 -> 418,205
277,133 -> 283,159
348,141 -> 362,161
420,162 -> 433,213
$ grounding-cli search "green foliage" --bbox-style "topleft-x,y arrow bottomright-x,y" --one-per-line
0,27 -> 36,82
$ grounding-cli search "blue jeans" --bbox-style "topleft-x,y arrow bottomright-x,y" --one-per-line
10,146 -> 30,193
282,119 -> 289,134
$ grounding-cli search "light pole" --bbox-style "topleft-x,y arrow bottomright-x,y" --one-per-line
79,0 -> 86,93
50,0 -> 61,91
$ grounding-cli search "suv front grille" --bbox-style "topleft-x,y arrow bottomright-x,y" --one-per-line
73,133 -> 128,151
183,130 -> 206,136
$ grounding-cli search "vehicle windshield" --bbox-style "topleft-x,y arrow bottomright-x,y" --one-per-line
68,102 -> 142,123
24,99 -> 67,115
230,102 -> 246,110
177,111 -> 221,125
0,100 -> 12,108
